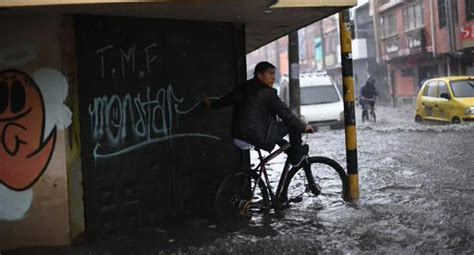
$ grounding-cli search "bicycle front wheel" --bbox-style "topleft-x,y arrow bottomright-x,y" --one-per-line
282,156 -> 348,202
214,171 -> 269,226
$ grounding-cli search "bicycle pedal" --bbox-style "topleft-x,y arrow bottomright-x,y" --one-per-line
273,201 -> 290,211
289,197 -> 303,203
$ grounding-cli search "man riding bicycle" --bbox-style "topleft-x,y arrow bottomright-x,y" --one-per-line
359,77 -> 378,122
203,61 -> 313,167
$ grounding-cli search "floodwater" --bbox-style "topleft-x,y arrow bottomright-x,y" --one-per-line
5,105 -> 473,255
191,105 -> 474,254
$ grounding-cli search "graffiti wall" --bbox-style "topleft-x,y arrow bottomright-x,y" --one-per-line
0,16 -> 74,249
75,16 -> 244,237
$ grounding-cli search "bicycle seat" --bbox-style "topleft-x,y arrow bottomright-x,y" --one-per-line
233,138 -> 253,150
253,143 -> 290,153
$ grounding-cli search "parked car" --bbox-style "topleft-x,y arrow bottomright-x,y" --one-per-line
279,72 -> 344,129
415,76 -> 474,124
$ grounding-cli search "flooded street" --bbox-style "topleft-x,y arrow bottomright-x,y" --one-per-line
6,105 -> 473,255
193,105 -> 474,254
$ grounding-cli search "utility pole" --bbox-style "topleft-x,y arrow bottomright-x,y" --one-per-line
445,0 -> 457,75
275,39 -> 281,82
288,31 -> 301,117
339,9 -> 358,202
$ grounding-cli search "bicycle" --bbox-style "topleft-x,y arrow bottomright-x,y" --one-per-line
360,97 -> 376,123
214,142 -> 349,225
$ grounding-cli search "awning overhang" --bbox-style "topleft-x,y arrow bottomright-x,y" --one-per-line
0,0 -> 356,53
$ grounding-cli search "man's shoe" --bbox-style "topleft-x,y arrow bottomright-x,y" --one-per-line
290,144 -> 309,168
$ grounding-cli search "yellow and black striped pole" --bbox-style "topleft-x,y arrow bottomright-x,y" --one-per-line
339,9 -> 359,201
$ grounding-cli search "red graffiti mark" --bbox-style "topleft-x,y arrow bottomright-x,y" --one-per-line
0,69 -> 57,191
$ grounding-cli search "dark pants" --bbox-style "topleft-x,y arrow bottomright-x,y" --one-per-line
275,122 -> 303,156
361,99 -> 375,121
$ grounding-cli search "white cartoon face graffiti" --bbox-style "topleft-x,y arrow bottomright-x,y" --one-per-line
0,67 -> 72,221
0,69 -> 57,191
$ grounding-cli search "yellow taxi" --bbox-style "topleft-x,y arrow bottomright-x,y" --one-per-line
415,76 -> 474,124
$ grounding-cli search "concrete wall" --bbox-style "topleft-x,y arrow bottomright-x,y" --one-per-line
1,13 -> 246,246
0,16 -> 76,249
74,15 -> 244,238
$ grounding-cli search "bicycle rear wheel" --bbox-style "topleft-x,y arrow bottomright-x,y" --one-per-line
370,109 -> 376,122
369,104 -> 376,122
282,156 -> 348,202
214,171 -> 269,225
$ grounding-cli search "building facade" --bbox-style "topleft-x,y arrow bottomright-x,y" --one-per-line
374,0 -> 474,105
246,16 -> 342,85
247,8 -> 392,103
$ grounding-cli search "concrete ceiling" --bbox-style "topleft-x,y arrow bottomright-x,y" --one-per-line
0,0 -> 356,53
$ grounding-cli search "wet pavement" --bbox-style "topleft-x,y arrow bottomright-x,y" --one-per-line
188,105 -> 474,254
5,105 -> 474,254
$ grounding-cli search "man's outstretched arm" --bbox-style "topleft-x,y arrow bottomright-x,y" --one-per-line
203,86 -> 243,110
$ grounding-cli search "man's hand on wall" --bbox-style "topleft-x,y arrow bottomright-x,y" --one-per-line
202,95 -> 211,109
304,124 -> 314,134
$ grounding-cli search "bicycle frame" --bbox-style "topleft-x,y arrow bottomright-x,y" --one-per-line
249,143 -> 300,208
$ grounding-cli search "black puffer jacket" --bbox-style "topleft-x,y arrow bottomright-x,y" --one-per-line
211,78 -> 306,151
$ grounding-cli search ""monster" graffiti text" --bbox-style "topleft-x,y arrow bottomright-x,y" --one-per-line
88,85 -> 220,161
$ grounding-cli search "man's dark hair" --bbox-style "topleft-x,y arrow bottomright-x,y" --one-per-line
254,61 -> 276,77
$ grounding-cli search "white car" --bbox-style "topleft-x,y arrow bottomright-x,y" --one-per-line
279,72 -> 345,129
